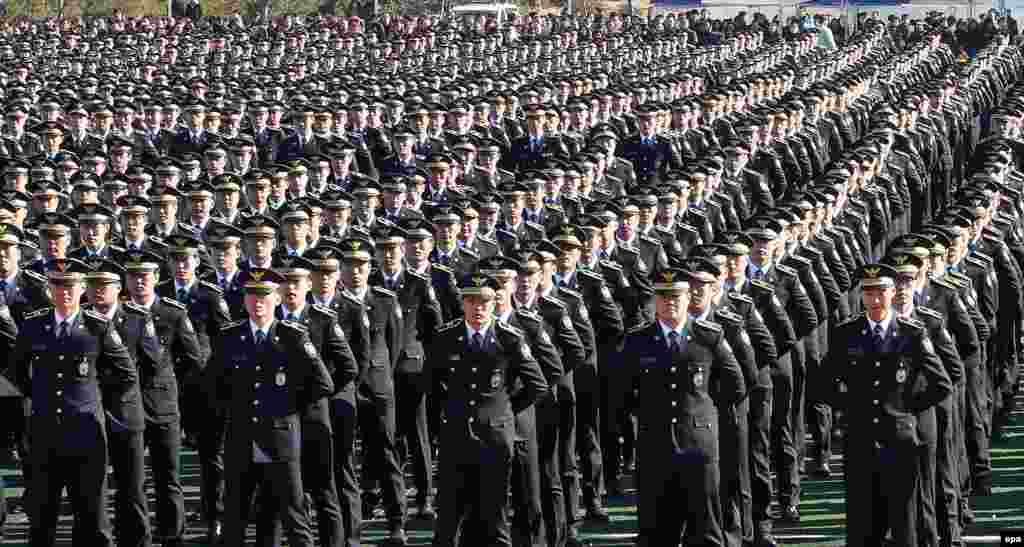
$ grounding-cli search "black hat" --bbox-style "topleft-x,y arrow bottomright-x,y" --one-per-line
306,246 -> 343,272
677,256 -> 720,283
84,259 -> 125,284
0,223 -> 23,245
241,214 -> 281,238
122,250 -> 164,274
457,272 -> 499,296
206,222 -> 245,246
339,237 -> 374,262
72,203 -> 115,223
716,231 -> 754,255
272,255 -> 316,276
653,268 -> 689,293
46,257 -> 91,283
881,253 -> 925,275
476,256 -> 521,278
165,234 -> 202,256
398,218 -> 433,240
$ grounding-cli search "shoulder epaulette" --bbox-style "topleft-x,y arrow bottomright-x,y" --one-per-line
24,307 -> 51,320
727,292 -> 754,306
786,255 -> 812,268
970,250 -> 993,263
963,256 -> 986,269
108,244 -> 126,254
459,247 -> 480,258
279,319 -> 308,332
946,271 -> 970,286
23,270 -> 47,285
495,320 -> 523,337
837,314 -> 864,328
599,259 -> 622,271
714,309 -> 742,325
776,264 -> 798,277
431,263 -> 454,274
750,279 -> 775,294
147,235 -> 167,246
916,306 -> 943,321
578,269 -> 604,283
160,297 -> 186,310
897,316 -> 924,331
122,302 -> 149,315
556,286 -> 583,300
931,276 -> 957,290
982,234 -> 1004,246
540,294 -> 566,309
694,318 -> 723,333
515,308 -> 542,323
371,286 -> 397,298
310,303 -> 338,318
340,291 -> 363,305
677,223 -> 700,236
477,234 -> 499,246
438,319 -> 461,333
200,280 -> 224,294
220,319 -> 246,332
800,246 -> 823,259
405,269 -> 429,282
627,320 -> 652,334
83,309 -> 108,323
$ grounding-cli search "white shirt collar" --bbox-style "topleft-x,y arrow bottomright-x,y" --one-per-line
867,312 -> 894,335
250,319 -> 274,339
281,303 -> 305,320
466,321 -> 491,340
659,319 -> 686,339
2,270 -> 17,287
55,309 -> 80,328
174,279 -> 194,294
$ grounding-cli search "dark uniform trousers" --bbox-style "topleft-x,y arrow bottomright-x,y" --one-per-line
829,315 -> 952,547
628,320 -> 745,547
208,320 -> 334,547
12,309 -> 138,547
428,320 -> 547,547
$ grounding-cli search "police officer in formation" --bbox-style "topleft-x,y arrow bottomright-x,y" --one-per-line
0,10 -> 1024,547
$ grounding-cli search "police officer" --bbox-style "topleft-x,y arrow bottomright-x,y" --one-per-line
338,236 -> 408,545
426,273 -> 548,546
369,225 -> 444,519
123,249 -> 195,547
257,254 -> 359,547
84,259 -> 153,547
827,264 -> 952,547
8,257 -> 137,547
627,267 -> 745,546
205,267 -> 334,547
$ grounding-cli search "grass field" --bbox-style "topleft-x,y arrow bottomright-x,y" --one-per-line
1,389 -> 1021,545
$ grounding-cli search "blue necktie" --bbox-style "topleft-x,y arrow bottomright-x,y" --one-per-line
668,331 -> 680,353
472,332 -> 483,351
58,319 -> 70,340
871,324 -> 884,352
177,288 -> 188,304
255,330 -> 266,346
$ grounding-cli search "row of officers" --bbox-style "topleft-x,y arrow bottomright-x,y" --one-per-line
0,210 -> 1004,547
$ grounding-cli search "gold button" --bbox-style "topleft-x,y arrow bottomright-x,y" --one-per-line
671,401 -> 677,407
874,380 -> 880,386
256,366 -> 261,371
873,399 -> 879,405
450,367 -> 455,372
875,363 -> 880,368
253,400 -> 260,406
872,418 -> 879,423
471,367 -> 478,372
255,383 -> 261,388
670,367 -> 677,373
58,355 -> 64,361
671,417 -> 677,424
252,417 -> 259,423
56,391 -> 62,396
469,400 -> 476,406
469,417 -> 475,423
470,384 -> 477,389
57,408 -> 62,414
671,384 -> 677,390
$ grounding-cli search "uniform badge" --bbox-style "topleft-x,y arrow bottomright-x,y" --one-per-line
562,315 -> 573,329
740,330 -> 751,347
578,305 -> 589,322
896,368 -> 907,384
145,320 -> 155,338
220,300 -> 230,317
363,313 -> 370,329
601,286 -> 612,300
491,370 -> 502,389
334,324 -> 344,338
427,286 -> 436,302
276,372 -> 287,386
539,330 -> 550,344
78,360 -> 89,376
396,307 -> 403,319
305,341 -> 317,357
922,336 -> 934,353
109,329 -> 122,346
521,343 -> 533,361
693,371 -> 704,387
183,318 -> 194,333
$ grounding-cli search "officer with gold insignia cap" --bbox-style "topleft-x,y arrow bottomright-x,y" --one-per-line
6,257 -> 137,546
255,254 -> 359,547
337,235 -> 408,545
205,267 -> 334,547
626,266 -> 745,546
426,272 -> 548,547
826,263 -> 952,547
122,248 -> 199,546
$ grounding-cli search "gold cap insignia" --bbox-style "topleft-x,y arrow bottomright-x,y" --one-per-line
661,271 -> 676,283
864,266 -> 881,277
251,270 -> 265,281
894,255 -> 908,265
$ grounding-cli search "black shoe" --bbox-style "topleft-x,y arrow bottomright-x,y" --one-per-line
415,498 -> 436,520
584,499 -> 610,523
386,523 -> 407,546
809,461 -> 833,480
205,520 -> 223,545
778,505 -> 800,524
